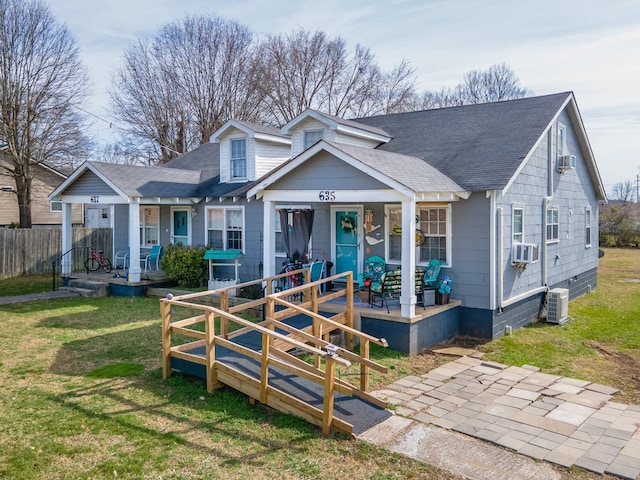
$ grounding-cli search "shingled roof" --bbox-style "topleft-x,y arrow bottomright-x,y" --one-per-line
354,92 -> 572,191
88,161 -> 201,198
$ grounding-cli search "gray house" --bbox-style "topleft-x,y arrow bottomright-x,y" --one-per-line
50,92 -> 605,353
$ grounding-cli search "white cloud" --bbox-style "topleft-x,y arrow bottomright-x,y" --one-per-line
45,0 -> 640,191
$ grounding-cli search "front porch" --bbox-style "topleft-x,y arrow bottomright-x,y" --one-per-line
320,291 -> 461,355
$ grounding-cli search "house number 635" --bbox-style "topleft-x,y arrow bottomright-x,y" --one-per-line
318,190 -> 335,201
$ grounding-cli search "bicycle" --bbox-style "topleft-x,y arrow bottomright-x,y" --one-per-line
275,258 -> 304,298
85,246 -> 113,273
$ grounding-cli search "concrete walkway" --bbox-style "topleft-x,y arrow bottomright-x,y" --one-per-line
0,290 -> 80,305
361,356 -> 640,480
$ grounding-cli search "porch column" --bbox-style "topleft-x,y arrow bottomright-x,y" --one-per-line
127,203 -> 141,282
400,199 -> 416,318
61,202 -> 73,278
263,200 -> 276,278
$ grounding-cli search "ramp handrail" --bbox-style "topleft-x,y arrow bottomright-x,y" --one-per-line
162,297 -> 353,434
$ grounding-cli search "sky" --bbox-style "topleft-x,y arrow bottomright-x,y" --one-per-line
46,0 -> 640,197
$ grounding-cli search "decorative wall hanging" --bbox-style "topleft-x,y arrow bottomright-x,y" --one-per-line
364,209 -> 380,233
340,214 -> 356,233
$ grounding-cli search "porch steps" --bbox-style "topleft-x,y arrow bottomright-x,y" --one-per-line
61,278 -> 110,298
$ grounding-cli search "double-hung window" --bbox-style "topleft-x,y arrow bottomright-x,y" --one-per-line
303,130 -> 324,150
140,206 -> 159,246
546,206 -> 559,243
512,206 -> 524,244
230,139 -> 247,180
386,204 -> 451,265
557,122 -> 567,157
207,207 -> 244,251
419,206 -> 449,265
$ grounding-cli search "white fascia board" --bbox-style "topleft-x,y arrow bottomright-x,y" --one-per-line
60,194 -> 125,204
416,191 -> 470,202
210,120 -> 252,143
321,142 -> 416,197
335,124 -> 391,143
262,189 -> 408,203
254,132 -> 291,145
137,197 -> 201,205
49,161 -> 91,199
248,140 -> 417,200
281,110 -> 336,134
502,96 -> 570,196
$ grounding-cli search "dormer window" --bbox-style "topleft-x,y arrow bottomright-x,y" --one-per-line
303,129 -> 324,150
230,139 -> 246,180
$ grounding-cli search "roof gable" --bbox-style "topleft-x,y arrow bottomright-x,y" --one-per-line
211,119 -> 290,145
247,140 -> 469,201
282,109 -> 391,143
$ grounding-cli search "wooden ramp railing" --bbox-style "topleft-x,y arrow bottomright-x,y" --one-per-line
161,270 -> 389,435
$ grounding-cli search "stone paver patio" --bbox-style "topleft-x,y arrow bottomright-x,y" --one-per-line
368,356 -> 640,479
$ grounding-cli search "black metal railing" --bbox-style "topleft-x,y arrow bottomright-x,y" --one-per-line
51,246 -> 90,291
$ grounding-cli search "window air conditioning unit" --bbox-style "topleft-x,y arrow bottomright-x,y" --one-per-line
547,288 -> 569,324
512,243 -> 539,264
558,154 -> 576,172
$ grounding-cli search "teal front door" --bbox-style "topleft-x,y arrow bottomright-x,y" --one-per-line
333,208 -> 362,277
172,210 -> 189,245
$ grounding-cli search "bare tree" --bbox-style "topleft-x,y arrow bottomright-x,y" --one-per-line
0,0 -> 90,227
456,63 -> 532,105
414,63 -> 532,111
110,15 -> 263,165
258,29 -> 418,123
610,180 -> 635,202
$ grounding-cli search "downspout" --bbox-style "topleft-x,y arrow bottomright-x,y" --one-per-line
488,190 -> 496,311
497,206 -> 503,311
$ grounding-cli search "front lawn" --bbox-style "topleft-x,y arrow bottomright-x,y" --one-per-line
0,248 -> 637,479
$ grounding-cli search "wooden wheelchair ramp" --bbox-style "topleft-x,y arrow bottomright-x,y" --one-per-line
161,271 -> 392,436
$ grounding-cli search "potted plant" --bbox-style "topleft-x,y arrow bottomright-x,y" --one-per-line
437,275 -> 453,304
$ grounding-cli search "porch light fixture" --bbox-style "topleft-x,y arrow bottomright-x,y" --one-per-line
191,207 -> 197,217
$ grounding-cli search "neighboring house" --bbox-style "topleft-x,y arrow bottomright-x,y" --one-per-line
0,150 -> 82,227
50,92 -> 606,353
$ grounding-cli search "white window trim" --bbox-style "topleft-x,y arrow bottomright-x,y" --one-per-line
418,204 -> 452,267
206,205 -> 245,253
50,200 -> 62,212
230,137 -> 247,182
512,205 -> 524,245
385,203 -> 452,267
384,204 -> 402,264
140,206 -> 160,247
303,129 -> 324,150
557,122 -> 567,157
585,206 -> 592,248
546,205 -> 560,244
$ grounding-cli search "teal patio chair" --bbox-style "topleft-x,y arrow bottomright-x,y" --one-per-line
141,245 -> 162,272
358,255 -> 386,304
309,259 -> 326,294
416,259 -> 441,308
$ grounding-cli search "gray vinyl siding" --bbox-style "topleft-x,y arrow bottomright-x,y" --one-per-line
270,152 -> 389,191
113,204 -> 129,253
545,111 -> 600,287
499,108 -> 600,304
64,170 -> 118,196
449,193 -> 491,309
499,131 -> 549,299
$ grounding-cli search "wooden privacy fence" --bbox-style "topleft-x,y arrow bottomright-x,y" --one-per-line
0,227 -> 113,277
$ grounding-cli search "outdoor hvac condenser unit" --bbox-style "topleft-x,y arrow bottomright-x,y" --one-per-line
547,288 -> 569,324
